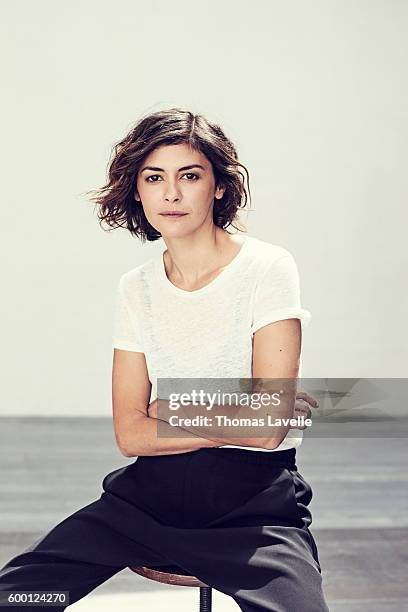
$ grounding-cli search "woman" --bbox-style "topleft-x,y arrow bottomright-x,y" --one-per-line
0,108 -> 329,611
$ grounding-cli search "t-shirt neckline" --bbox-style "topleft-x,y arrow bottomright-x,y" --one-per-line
156,234 -> 251,297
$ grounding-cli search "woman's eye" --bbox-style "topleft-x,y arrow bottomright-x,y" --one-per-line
145,173 -> 199,183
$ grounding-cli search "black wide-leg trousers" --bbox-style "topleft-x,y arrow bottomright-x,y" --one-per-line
0,447 -> 329,611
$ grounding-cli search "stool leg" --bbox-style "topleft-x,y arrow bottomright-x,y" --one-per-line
199,586 -> 212,612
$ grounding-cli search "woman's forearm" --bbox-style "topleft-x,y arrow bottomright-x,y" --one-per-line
120,413 -> 221,457
152,395 -> 296,450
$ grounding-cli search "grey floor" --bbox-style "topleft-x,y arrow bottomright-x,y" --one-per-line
0,417 -> 407,611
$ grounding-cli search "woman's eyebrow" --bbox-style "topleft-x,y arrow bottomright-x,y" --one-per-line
140,164 -> 206,173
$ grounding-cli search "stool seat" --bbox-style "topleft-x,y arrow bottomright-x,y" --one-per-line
129,564 -> 209,588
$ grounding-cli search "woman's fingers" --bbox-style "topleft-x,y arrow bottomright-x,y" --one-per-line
294,400 -> 311,419
296,390 -> 319,408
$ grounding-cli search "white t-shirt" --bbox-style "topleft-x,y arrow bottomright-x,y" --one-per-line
112,234 -> 312,452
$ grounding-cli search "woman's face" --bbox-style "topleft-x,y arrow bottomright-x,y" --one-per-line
135,143 -> 225,237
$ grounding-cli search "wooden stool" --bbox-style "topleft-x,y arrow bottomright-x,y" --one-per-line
129,564 -> 213,611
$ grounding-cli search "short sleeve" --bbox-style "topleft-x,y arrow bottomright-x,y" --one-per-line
112,276 -> 144,352
251,252 -> 312,334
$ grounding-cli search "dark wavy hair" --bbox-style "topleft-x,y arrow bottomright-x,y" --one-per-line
85,107 -> 251,242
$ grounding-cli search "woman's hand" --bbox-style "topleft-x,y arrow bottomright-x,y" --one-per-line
147,398 -> 158,419
291,391 -> 319,430
148,398 -> 173,422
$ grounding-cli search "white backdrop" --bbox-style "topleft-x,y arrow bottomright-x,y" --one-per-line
1,0 -> 406,416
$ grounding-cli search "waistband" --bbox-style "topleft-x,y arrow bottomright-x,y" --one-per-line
200,446 -> 297,469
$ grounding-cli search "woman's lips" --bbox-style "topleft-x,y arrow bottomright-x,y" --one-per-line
160,213 -> 188,217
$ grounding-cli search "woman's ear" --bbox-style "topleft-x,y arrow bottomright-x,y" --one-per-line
215,185 -> 226,199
